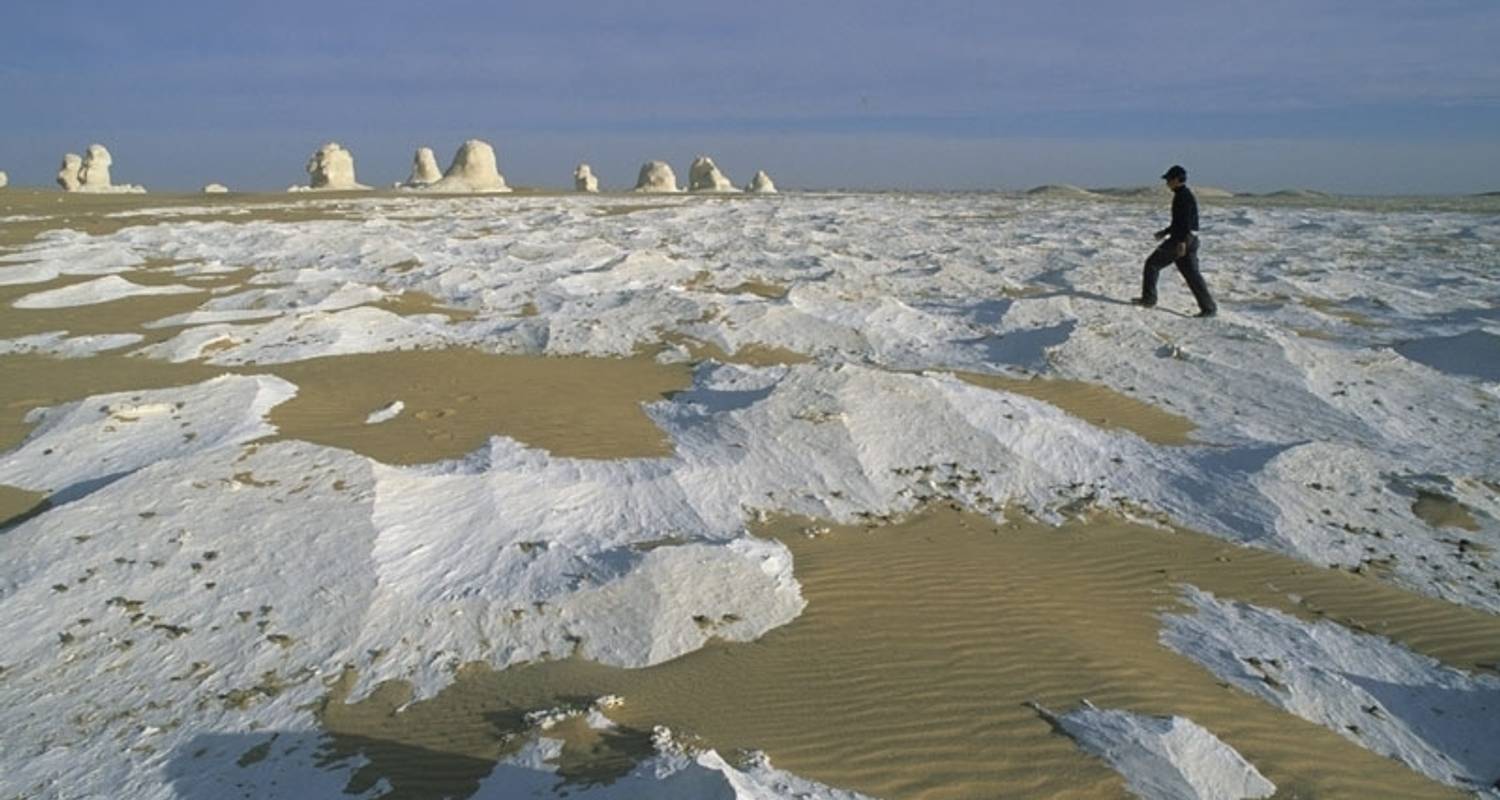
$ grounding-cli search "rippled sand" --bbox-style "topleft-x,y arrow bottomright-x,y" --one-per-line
4,189 -> 1497,799
318,507 -> 1497,799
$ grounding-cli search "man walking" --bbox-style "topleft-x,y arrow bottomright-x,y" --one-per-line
1133,165 -> 1216,318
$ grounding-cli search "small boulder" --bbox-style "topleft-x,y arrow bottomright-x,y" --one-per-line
0,171 -> 8,189
688,156 -> 737,192
574,163 -> 599,193
746,170 -> 777,194
634,160 -> 680,193
203,183 -> 229,194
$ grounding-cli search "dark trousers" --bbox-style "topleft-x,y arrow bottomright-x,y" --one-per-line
1141,235 -> 1215,313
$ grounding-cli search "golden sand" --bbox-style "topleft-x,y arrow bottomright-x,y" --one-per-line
954,371 -> 1198,446
1302,297 -> 1382,328
685,270 -> 791,300
315,508 -> 1498,799
260,350 -> 689,463
1413,490 -> 1482,532
0,189 -> 361,250
0,483 -> 49,529
661,332 -> 814,368
0,353 -> 225,453
372,291 -> 476,322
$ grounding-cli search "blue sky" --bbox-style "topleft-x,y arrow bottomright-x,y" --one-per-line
2,1 -> 1497,192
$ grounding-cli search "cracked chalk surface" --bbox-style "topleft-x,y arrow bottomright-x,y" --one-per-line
0,190 -> 1497,798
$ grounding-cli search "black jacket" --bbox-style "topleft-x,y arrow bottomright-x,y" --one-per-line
1156,185 -> 1199,245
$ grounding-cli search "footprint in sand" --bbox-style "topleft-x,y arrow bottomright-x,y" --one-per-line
413,408 -> 458,421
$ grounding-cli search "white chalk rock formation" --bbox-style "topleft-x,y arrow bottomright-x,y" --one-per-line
405,147 -> 442,187
574,163 -> 599,193
1030,700 -> 1276,800
421,139 -> 511,193
54,145 -> 145,193
746,169 -> 777,194
297,142 -> 368,191
57,154 -> 83,191
0,171 -> 8,189
688,155 -> 737,192
634,160 -> 681,193
202,183 -> 229,194
1025,184 -> 1098,198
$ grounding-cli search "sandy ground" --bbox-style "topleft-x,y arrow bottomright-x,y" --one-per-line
317,507 -> 1497,799
2,189 -> 1497,799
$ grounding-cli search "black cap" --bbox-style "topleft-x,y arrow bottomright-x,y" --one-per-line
1161,165 -> 1187,181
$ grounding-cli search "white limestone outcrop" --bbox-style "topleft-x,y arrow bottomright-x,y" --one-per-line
634,160 -> 681,193
203,183 -> 229,194
55,145 -> 145,193
420,139 -> 511,193
405,147 -> 442,187
746,170 -> 777,194
688,155 -> 737,192
574,163 -> 599,193
294,142 -> 369,192
0,171 -> 8,189
1025,184 -> 1098,199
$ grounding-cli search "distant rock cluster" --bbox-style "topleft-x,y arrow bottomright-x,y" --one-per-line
56,144 -> 145,193
395,141 -> 512,192
631,156 -> 777,194
31,138 -> 782,195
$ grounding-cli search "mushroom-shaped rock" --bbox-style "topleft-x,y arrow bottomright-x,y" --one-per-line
574,163 -> 599,193
203,183 -> 229,194
57,154 -> 83,191
302,142 -> 369,191
634,160 -> 681,193
421,139 -> 511,193
688,155 -> 737,192
746,170 -> 777,194
405,147 -> 442,187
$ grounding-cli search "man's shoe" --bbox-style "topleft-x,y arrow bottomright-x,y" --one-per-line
1195,308 -> 1217,318
1131,298 -> 1155,308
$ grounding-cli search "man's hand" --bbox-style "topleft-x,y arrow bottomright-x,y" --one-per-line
1154,231 -> 1167,241
1174,242 -> 1187,258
